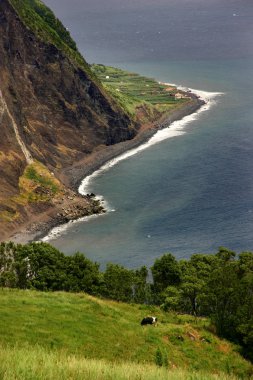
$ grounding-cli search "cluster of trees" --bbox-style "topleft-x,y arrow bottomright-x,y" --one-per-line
0,242 -> 150,303
0,242 -> 252,361
152,248 -> 253,361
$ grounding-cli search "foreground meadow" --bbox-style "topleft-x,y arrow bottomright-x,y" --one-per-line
0,344 -> 246,380
0,289 -> 252,379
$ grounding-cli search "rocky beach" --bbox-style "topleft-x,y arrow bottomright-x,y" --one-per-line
10,91 -> 204,244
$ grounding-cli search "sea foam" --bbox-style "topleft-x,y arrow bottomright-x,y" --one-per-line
42,86 -> 224,242
79,86 -> 223,195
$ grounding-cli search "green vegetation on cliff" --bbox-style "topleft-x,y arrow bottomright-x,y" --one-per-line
10,0 -> 77,50
0,161 -> 63,222
8,0 -> 93,76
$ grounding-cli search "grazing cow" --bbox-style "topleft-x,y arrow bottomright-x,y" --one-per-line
141,316 -> 157,326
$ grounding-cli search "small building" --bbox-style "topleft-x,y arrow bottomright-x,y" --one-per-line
175,92 -> 189,99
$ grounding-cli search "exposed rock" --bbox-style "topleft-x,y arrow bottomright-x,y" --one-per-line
0,0 -> 138,240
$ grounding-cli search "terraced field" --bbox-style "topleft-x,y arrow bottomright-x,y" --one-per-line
92,64 -> 191,116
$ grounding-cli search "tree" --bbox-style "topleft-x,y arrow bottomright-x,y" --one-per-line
65,252 -> 101,294
234,272 -> 253,361
0,242 -> 18,287
203,248 -> 239,338
161,286 -> 181,312
132,266 -> 152,304
24,242 -> 68,291
151,253 -> 181,303
178,254 -> 217,315
103,263 -> 134,302
238,252 -> 253,278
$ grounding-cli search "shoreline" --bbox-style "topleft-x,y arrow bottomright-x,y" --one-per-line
65,95 -> 204,192
10,91 -> 205,244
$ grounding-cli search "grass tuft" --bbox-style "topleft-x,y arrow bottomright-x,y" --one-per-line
24,164 -> 59,195
0,344 -> 245,380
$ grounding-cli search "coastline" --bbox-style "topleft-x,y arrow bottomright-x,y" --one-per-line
64,95 -> 204,191
10,91 -> 205,244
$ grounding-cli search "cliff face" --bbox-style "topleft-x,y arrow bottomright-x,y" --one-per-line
0,0 -> 137,238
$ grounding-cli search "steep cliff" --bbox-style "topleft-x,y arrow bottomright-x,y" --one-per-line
0,0 -> 137,239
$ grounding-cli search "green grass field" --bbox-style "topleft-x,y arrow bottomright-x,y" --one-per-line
91,64 -> 191,118
0,289 -> 252,379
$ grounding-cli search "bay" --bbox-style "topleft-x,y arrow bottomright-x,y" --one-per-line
43,0 -> 253,268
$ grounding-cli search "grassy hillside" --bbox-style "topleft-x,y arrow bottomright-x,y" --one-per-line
0,289 -> 252,379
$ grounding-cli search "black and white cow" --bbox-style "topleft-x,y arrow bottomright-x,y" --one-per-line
141,316 -> 157,326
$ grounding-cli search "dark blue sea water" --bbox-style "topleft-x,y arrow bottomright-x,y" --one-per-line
44,0 -> 253,268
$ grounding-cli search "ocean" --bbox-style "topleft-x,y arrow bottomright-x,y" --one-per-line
43,0 -> 253,268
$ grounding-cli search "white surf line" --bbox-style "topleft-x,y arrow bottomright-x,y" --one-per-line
42,86 -> 224,242
41,196 -> 114,242
41,213 -> 104,242
79,87 -> 224,195
0,89 -> 33,164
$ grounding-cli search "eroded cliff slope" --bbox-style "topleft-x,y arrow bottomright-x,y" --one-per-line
0,0 -> 137,239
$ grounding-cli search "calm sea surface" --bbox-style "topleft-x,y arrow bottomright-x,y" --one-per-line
44,0 -> 253,268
